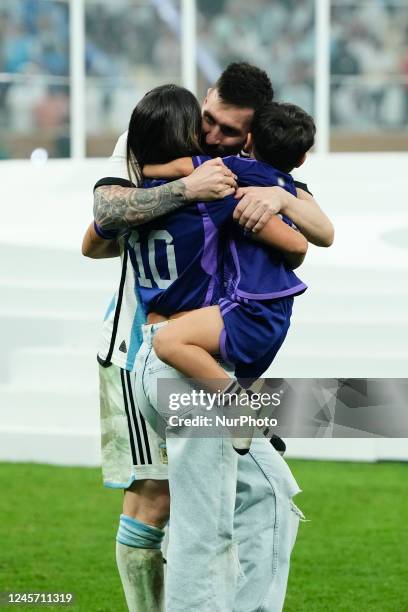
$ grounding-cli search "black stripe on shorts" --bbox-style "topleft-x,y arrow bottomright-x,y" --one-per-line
125,371 -> 153,466
120,368 -> 137,465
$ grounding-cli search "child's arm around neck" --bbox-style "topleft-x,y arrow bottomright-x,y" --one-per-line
143,157 -> 194,180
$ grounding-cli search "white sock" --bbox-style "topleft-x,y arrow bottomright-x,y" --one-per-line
116,541 -> 164,612
221,379 -> 255,454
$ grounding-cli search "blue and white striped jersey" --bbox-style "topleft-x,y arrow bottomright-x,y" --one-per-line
97,132 -> 146,371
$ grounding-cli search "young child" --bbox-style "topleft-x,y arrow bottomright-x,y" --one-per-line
145,102 -> 315,452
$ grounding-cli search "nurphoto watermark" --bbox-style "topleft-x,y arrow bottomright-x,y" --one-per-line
155,378 -> 408,439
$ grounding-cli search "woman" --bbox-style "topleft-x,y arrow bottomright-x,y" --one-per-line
83,84 -> 303,612
123,85 -> 306,457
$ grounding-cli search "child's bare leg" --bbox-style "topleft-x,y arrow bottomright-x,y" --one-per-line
153,306 -> 256,455
153,306 -> 230,393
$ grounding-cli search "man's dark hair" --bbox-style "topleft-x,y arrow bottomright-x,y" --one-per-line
252,102 -> 316,173
215,62 -> 273,110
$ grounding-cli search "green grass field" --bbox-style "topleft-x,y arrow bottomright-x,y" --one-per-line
0,460 -> 407,612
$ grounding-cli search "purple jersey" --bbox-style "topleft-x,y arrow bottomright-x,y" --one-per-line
193,155 -> 307,301
94,177 -> 239,316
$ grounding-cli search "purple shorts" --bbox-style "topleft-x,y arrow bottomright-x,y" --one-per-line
219,296 -> 294,382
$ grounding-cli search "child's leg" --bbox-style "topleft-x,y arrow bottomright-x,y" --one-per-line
153,306 -> 230,392
153,306 -> 257,454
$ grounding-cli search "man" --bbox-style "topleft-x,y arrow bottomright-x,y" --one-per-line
84,63 -> 333,611
94,63 -> 333,244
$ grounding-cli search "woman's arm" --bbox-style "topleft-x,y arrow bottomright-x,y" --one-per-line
143,157 -> 194,179
82,222 -> 120,259
254,216 -> 308,270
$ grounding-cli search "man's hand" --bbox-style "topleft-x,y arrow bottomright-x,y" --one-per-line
182,158 -> 237,201
234,185 -> 335,246
233,186 -> 285,233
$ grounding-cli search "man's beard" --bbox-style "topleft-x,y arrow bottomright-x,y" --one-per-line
200,134 -> 244,158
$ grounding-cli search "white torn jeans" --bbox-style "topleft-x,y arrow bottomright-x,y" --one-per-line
135,323 -> 304,612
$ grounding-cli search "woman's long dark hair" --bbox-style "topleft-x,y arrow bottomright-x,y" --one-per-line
126,84 -> 203,184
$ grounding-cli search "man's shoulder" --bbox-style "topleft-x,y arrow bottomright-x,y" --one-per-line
112,131 -> 128,159
101,131 -> 134,183
293,180 -> 312,196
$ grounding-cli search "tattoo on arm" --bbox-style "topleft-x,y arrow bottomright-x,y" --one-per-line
93,180 -> 187,231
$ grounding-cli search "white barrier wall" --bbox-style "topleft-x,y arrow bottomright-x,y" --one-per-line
0,153 -> 407,465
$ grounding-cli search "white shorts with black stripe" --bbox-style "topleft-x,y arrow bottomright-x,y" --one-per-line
99,362 -> 168,488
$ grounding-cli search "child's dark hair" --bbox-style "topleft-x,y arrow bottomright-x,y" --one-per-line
127,84 -> 203,183
252,102 -> 316,173
215,62 -> 273,111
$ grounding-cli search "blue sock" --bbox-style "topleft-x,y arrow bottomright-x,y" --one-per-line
116,514 -> 165,550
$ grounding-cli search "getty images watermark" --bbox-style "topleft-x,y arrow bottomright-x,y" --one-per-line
167,388 -> 282,430
156,378 -> 408,439
152,381 -> 285,438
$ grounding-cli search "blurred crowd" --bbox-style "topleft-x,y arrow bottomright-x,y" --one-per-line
199,0 -> 408,128
330,1 -> 408,128
84,1 -> 181,137
0,0 -> 70,158
198,0 -> 315,115
0,0 -> 407,158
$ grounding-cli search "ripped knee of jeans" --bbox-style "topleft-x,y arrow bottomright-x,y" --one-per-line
230,540 -> 246,582
290,499 -> 308,523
